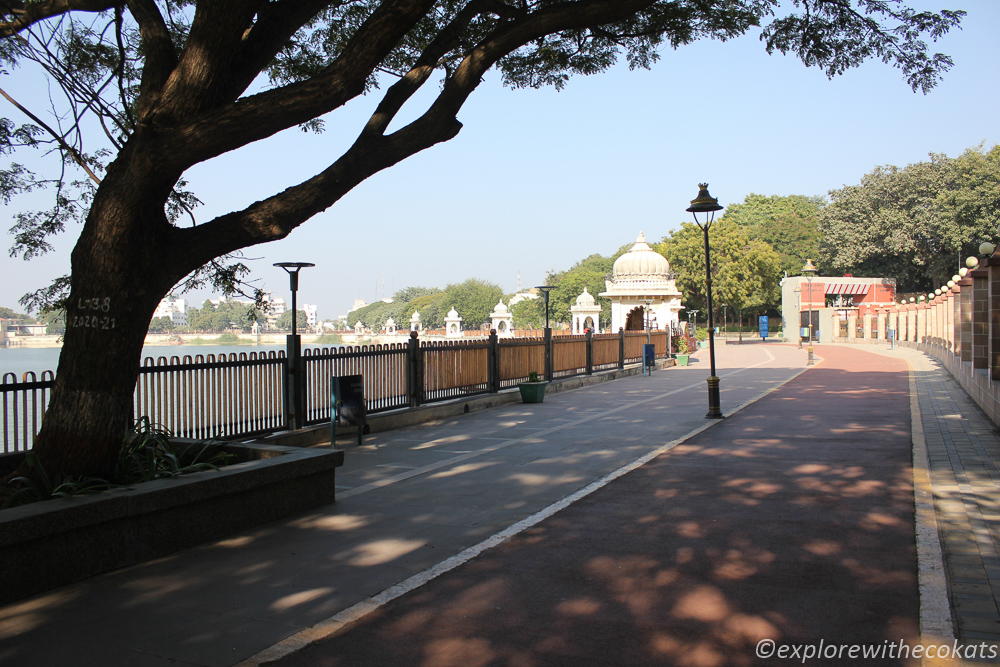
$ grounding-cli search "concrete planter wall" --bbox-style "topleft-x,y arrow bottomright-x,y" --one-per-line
0,442 -> 343,605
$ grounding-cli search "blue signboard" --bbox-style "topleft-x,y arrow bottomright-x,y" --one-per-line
759,315 -> 769,339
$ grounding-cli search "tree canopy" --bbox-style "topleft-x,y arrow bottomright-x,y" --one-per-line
0,0 -> 966,478
819,144 -> 1000,292
721,193 -> 825,277
655,219 -> 782,319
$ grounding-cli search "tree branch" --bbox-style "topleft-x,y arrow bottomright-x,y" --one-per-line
149,0 -> 439,174
126,0 -> 178,120
0,83 -> 101,184
166,0 -> 662,272
0,0 -> 114,38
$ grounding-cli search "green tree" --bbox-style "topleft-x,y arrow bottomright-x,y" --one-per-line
819,145 -> 1000,292
38,308 -> 67,334
402,291 -> 449,330
276,309 -> 309,332
655,219 -> 781,323
0,1 -> 964,477
441,278 -> 503,330
148,316 -> 175,334
393,286 -> 441,303
511,296 -> 545,330
550,253 -> 616,326
0,306 -> 32,321
346,299 -> 400,331
721,193 -> 825,277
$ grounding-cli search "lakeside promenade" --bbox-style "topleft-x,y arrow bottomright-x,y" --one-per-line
1,342 -> 998,665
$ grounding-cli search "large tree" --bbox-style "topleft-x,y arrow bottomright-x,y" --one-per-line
0,0 -> 964,477
721,193 -> 825,277
655,219 -> 782,325
819,144 -> 1000,292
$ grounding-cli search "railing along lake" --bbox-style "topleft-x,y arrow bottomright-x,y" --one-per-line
1,329 -> 672,453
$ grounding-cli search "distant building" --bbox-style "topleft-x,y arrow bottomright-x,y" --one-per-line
781,273 -> 896,342
2,319 -> 48,336
352,297 -> 368,311
153,296 -> 188,327
262,294 -> 287,329
303,304 -> 318,328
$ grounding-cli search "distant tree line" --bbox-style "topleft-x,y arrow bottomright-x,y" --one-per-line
343,144 -> 999,332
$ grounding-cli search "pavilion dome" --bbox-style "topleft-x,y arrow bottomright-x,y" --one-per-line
612,231 -> 670,280
446,307 -> 460,319
575,287 -> 596,307
492,299 -> 509,314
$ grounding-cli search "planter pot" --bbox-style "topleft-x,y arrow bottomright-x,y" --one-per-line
518,381 -> 547,403
676,354 -> 690,366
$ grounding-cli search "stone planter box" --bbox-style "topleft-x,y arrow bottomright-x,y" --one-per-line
0,442 -> 343,605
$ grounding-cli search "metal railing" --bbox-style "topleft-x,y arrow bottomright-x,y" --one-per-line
135,351 -> 286,440
2,371 -> 54,453
302,344 -> 409,425
2,328 -> 675,454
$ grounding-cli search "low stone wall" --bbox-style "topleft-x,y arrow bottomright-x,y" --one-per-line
0,442 -> 343,605
901,341 -> 1000,425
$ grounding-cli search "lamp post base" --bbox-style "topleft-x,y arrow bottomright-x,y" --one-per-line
706,375 -> 724,419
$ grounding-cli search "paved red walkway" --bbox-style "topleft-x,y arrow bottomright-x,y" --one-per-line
270,346 -> 919,667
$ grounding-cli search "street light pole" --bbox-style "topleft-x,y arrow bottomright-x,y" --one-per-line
687,184 -> 724,419
274,261 -> 315,430
802,259 -> 817,366
536,285 -> 556,381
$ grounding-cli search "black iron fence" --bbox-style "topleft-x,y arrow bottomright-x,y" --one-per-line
2,329 -> 671,453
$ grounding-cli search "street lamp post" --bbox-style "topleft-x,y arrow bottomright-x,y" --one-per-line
687,184 -> 724,419
274,261 -> 315,430
643,299 -> 653,376
686,309 -> 699,338
802,259 -> 817,366
536,285 -> 556,381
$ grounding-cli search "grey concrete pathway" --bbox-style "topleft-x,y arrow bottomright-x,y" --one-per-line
0,342 -> 806,667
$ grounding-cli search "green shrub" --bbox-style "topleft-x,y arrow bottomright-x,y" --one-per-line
216,332 -> 241,344
1,418 -> 235,509
676,337 -> 690,355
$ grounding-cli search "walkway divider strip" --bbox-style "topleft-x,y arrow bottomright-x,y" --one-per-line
241,354 -> 811,667
904,355 -> 956,644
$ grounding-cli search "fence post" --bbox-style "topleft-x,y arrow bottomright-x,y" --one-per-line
488,329 -> 499,392
585,328 -> 593,375
544,327 -> 553,382
407,330 -> 421,408
618,328 -> 625,370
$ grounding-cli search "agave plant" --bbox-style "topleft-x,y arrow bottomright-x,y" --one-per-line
1,451 -> 117,509
114,418 -> 234,484
2,419 -> 235,509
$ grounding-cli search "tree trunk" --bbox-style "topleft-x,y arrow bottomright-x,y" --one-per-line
29,141 -> 184,479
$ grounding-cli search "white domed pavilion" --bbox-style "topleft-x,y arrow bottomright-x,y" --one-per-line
489,299 -> 514,337
599,231 -> 683,332
444,307 -> 463,338
570,287 -> 601,334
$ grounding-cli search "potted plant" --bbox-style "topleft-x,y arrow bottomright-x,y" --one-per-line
518,371 -> 547,403
675,337 -> 691,366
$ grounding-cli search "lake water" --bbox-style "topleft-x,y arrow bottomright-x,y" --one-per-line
0,343 -> 355,380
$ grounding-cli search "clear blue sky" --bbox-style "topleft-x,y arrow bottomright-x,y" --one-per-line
1,1 -> 997,321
